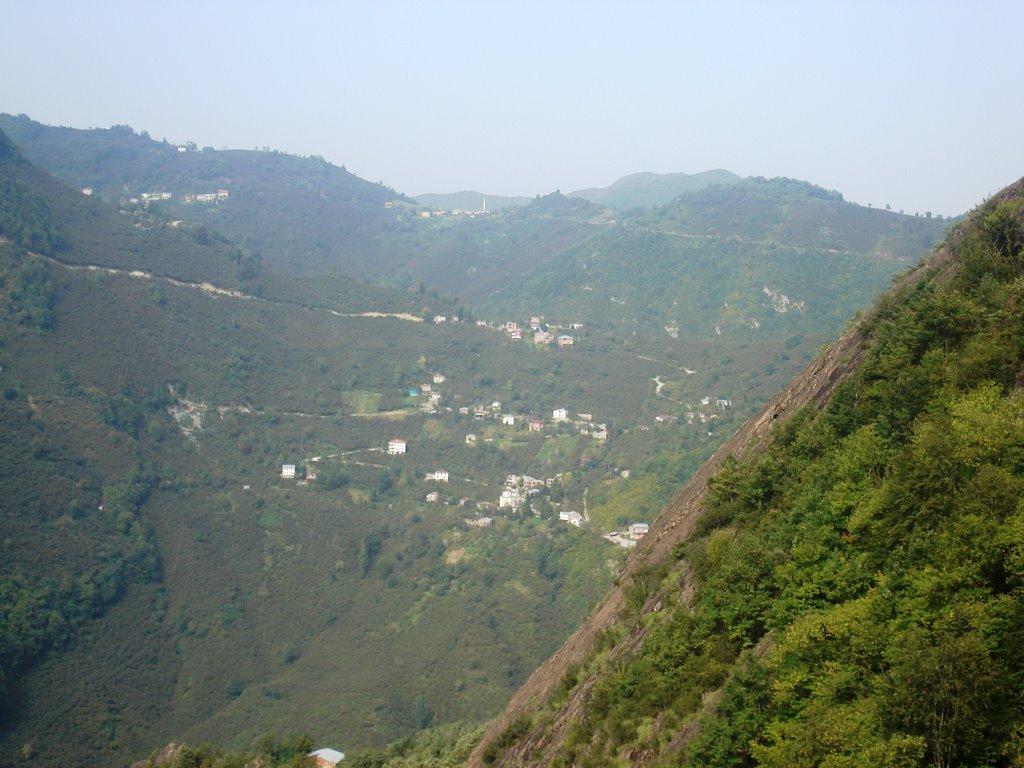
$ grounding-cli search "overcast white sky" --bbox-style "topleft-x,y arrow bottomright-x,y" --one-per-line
2,0 -> 1022,216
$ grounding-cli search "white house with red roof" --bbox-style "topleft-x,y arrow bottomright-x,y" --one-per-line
309,747 -> 345,768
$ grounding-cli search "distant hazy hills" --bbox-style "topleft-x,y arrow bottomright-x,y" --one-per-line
480,177 -> 947,345
415,170 -> 744,213
570,169 -> 742,209
0,116 -> 950,329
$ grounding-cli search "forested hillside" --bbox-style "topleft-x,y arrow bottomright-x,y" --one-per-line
479,178 -> 946,442
470,179 -> 1024,767
0,117 -> 961,768
482,177 -> 944,338
0,132 -> 624,767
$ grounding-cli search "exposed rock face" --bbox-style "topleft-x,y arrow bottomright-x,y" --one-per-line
466,178 -> 1023,768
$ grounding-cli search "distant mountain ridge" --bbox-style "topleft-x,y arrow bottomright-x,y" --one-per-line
570,169 -> 742,208
414,170 -> 743,214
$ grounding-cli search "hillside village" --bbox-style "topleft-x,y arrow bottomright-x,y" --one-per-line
128,189 -> 230,206
408,204 -> 496,219
259,311 -> 735,547
146,266 -> 738,552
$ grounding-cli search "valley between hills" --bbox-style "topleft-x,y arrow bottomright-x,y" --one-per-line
6,114 -> 1010,768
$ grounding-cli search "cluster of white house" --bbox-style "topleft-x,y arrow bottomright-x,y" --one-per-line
497,472 -> 567,513
762,285 -> 806,314
182,189 -> 230,205
501,316 -> 580,348
413,206 -> 492,219
412,314 -> 733,445
389,369 -> 610,456
281,439 -> 644,541
281,449 -> 645,541
134,191 -> 173,205
277,350 -> 626,534
701,395 -> 733,408
455,405 -> 607,441
682,395 -> 733,428
403,197 -> 492,217
412,372 -> 447,413
128,189 -> 229,206
279,463 -> 317,481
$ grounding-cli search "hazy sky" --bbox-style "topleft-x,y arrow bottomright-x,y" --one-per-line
2,1 -> 1022,216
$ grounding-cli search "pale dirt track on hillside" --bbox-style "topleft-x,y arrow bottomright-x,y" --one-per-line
34,252 -> 424,321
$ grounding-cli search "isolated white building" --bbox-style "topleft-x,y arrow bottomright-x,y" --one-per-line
628,522 -> 650,539
309,748 -> 345,768
499,488 -> 522,509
